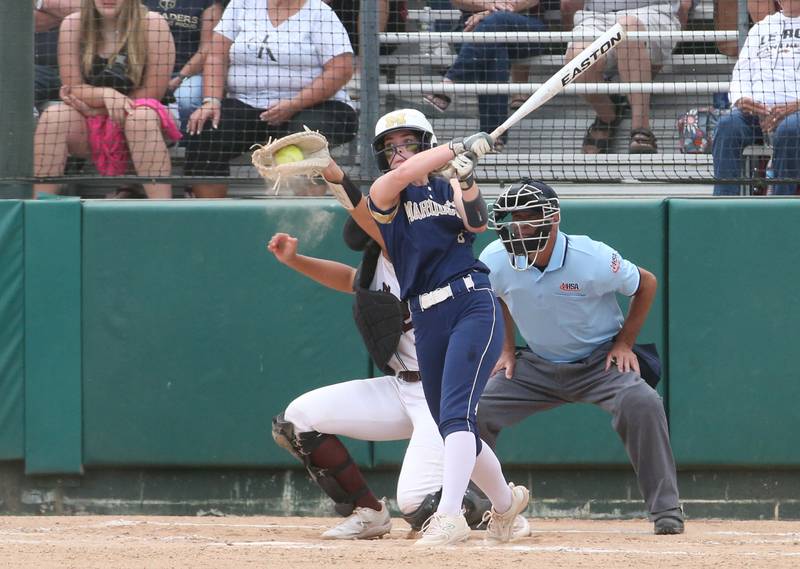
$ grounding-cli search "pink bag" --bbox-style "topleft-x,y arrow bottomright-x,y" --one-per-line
86,98 -> 182,176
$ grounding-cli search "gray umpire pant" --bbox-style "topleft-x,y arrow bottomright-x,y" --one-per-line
477,342 -> 681,519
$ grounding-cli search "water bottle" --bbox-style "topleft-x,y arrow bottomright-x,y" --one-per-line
765,158 -> 775,195
419,6 -> 433,56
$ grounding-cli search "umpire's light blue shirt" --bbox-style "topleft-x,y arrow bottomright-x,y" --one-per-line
480,232 -> 641,363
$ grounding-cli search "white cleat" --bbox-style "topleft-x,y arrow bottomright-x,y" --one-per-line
414,513 -> 471,546
483,483 -> 531,544
321,499 -> 392,540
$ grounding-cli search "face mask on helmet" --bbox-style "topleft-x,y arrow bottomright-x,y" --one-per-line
372,109 -> 437,172
488,181 -> 560,271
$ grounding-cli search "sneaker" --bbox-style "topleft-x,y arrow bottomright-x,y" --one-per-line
512,514 -> 531,539
414,512 -> 471,546
654,514 -> 685,535
321,499 -> 392,540
483,483 -> 530,543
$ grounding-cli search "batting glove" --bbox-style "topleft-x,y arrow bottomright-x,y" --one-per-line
451,152 -> 477,190
449,132 -> 494,159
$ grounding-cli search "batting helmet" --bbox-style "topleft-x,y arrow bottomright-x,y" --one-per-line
372,109 -> 437,172
488,179 -> 560,271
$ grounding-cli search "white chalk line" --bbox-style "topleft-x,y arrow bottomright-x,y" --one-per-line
2,532 -> 799,558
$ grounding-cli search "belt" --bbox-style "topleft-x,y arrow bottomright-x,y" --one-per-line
397,370 -> 421,382
409,274 -> 476,312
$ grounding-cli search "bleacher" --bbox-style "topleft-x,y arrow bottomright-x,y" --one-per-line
363,0 -> 735,190
42,0 -> 748,198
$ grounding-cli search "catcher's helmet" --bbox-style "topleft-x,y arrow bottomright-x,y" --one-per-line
372,109 -> 437,172
488,180 -> 560,271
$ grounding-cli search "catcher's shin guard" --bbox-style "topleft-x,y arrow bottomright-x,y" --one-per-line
271,413 -> 368,516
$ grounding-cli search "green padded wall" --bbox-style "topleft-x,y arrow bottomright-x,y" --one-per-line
81,201 -> 369,467
668,199 -> 800,466
0,201 -> 24,460
24,199 -> 83,474
375,199 -> 666,466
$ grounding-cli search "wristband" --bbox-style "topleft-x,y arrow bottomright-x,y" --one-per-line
327,173 -> 362,210
462,191 -> 488,227
202,96 -> 222,107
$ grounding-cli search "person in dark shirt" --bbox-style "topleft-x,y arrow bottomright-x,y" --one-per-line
143,0 -> 223,130
34,0 -> 81,110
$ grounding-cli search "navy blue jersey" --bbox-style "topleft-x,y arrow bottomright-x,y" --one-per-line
143,0 -> 220,71
374,176 -> 489,300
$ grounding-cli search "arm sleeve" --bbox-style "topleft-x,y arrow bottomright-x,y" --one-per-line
315,8 -> 355,65
214,0 -> 243,42
367,196 -> 399,224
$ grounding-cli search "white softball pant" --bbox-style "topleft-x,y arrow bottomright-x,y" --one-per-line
284,375 -> 444,515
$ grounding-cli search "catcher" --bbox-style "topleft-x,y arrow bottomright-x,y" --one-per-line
263,123 -> 531,541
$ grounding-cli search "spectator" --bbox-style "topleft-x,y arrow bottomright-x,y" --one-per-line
33,0 -> 178,199
34,0 -> 82,111
185,0 -> 357,199
565,0 -> 682,154
143,0 -> 224,131
423,1 -> 547,151
712,1 -> 800,196
324,0 -> 407,55
715,0 -> 777,57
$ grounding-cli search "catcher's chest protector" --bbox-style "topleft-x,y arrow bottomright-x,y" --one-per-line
352,244 -> 405,375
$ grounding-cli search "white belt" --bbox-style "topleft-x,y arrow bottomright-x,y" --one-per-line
417,274 -> 475,311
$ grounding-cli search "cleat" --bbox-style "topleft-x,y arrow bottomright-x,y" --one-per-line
483,483 -> 530,543
321,499 -> 392,540
414,513 -> 471,546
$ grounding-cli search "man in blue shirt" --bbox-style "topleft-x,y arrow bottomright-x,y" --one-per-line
477,180 -> 684,535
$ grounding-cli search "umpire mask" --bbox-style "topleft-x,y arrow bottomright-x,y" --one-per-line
488,180 -> 560,271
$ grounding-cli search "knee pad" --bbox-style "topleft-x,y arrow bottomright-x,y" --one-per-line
401,490 -> 441,531
400,484 -> 492,531
463,484 -> 492,528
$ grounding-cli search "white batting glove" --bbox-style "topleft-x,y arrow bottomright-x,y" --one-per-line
449,132 -> 494,159
451,152 -> 477,190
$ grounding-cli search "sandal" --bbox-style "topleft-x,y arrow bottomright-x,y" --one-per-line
509,94 -> 527,110
629,128 -> 658,154
582,115 -> 620,154
423,93 -> 451,113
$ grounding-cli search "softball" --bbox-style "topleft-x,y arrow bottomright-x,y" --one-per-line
274,144 -> 305,164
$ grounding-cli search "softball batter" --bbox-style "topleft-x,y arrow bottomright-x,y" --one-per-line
368,109 -> 530,546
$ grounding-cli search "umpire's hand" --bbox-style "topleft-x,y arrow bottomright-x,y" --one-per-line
492,348 -> 517,379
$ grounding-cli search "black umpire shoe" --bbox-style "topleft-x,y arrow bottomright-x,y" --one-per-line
654,515 -> 685,535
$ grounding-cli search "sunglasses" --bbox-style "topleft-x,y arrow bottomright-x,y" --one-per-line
381,141 -> 420,160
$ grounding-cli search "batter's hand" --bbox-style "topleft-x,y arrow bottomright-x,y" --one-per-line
449,132 -> 494,159
492,348 -> 516,379
267,232 -> 298,265
605,342 -> 640,375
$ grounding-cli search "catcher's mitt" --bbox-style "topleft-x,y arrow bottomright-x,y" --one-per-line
251,127 -> 331,193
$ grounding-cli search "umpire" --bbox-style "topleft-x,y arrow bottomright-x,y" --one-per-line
477,180 -> 684,535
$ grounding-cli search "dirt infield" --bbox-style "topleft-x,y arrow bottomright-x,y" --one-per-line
1,516 -> 798,568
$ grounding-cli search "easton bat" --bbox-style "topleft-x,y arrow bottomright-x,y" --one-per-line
440,24 -> 626,178
490,22 -> 626,141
